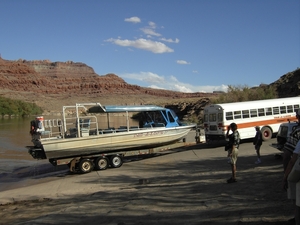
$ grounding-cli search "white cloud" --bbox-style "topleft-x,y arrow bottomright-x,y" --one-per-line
105,38 -> 174,53
124,17 -> 141,23
119,71 -> 228,93
149,85 -> 165,90
192,70 -> 198,73
120,72 -> 165,84
148,21 -> 156,28
161,38 -> 180,43
140,28 -> 161,37
176,60 -> 191,65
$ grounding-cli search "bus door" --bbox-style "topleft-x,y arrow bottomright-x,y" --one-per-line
204,107 -> 226,140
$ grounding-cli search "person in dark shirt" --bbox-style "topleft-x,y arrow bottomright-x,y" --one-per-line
283,109 -> 300,172
282,109 -> 300,224
253,126 -> 263,164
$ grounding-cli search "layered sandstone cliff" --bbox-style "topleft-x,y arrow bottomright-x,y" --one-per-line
0,58 -> 213,98
0,57 -> 299,122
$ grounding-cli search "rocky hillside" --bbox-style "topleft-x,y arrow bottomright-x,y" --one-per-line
0,58 -> 214,98
0,57 -> 216,121
0,57 -> 299,122
269,68 -> 300,98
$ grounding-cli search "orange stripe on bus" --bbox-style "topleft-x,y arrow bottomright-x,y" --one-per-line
223,116 -> 297,129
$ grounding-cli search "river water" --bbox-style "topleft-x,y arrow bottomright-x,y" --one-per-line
0,117 -> 68,191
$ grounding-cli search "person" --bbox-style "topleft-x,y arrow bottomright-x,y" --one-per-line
226,122 -> 240,183
253,126 -> 263,164
283,109 -> 300,172
282,109 -> 300,224
283,140 -> 300,225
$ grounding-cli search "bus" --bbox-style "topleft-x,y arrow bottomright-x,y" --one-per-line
203,97 -> 300,141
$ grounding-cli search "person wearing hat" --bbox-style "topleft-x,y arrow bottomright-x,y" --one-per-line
253,126 -> 263,164
226,122 -> 240,183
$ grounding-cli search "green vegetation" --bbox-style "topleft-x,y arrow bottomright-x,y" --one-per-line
0,96 -> 43,117
211,85 -> 277,104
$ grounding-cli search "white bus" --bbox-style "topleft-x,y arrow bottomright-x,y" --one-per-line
203,97 -> 300,141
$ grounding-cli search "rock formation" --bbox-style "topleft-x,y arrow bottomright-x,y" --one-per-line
0,57 -> 299,123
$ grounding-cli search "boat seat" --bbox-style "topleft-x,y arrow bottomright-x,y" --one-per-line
103,128 -> 116,134
130,126 -> 139,131
143,124 -> 152,128
80,119 -> 91,129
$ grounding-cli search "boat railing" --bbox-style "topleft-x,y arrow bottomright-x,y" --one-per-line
66,115 -> 99,138
40,117 -> 166,139
41,119 -> 63,138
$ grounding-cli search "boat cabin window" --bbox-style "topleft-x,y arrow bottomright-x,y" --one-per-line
145,111 -> 165,124
167,111 -> 175,123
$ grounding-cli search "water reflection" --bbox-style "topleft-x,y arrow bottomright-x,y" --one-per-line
0,117 -> 35,154
0,116 -> 68,191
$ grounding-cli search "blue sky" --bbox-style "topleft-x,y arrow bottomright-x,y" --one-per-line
0,0 -> 299,93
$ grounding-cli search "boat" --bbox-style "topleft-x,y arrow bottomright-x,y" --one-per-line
27,103 -> 196,161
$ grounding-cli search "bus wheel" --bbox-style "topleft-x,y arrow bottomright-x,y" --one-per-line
261,127 -> 272,141
78,159 -> 94,173
110,155 -> 123,168
95,157 -> 109,170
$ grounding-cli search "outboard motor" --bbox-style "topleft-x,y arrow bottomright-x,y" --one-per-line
29,116 -> 44,147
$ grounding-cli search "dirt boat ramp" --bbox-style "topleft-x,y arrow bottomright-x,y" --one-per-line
0,136 -> 294,225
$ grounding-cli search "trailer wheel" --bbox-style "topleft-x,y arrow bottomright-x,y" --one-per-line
261,127 -> 272,141
110,155 -> 123,168
95,157 -> 109,170
78,159 -> 94,173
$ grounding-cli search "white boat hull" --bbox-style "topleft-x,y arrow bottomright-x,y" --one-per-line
41,125 -> 194,159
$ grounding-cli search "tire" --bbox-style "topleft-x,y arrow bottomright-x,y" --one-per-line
110,155 -> 123,168
261,127 -> 272,141
78,159 -> 94,173
94,157 -> 109,170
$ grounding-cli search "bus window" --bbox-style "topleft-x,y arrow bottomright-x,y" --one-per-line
218,113 -> 223,122
287,105 -> 293,113
204,114 -> 208,122
273,107 -> 279,115
266,107 -> 272,115
280,106 -> 286,114
209,114 -> 217,122
294,105 -> 300,112
242,110 -> 249,118
258,108 -> 265,117
226,112 -> 233,120
234,111 -> 241,119
250,109 -> 257,118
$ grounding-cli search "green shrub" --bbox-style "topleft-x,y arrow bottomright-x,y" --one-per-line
211,85 -> 277,104
0,96 -> 43,116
